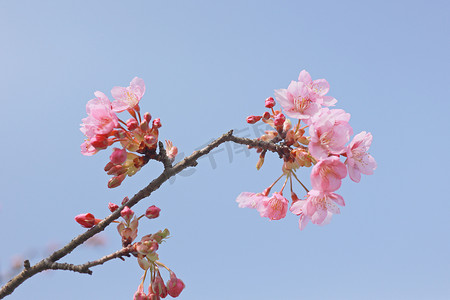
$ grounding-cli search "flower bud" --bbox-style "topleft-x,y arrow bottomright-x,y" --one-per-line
265,97 -> 275,108
246,115 -> 262,124
144,112 -> 152,122
126,118 -> 139,131
262,111 -> 271,120
108,202 -> 119,212
122,196 -> 129,205
140,120 -> 149,132
153,118 -> 162,128
256,154 -> 265,170
74,213 -> 100,228
166,272 -> 185,298
273,113 -> 286,127
133,284 -> 147,300
108,174 -> 126,188
152,274 -> 168,297
106,164 -> 125,176
121,206 -> 134,222
144,135 -> 158,146
110,148 -> 127,165
104,161 -> 114,172
145,205 -> 161,219
90,134 -> 109,149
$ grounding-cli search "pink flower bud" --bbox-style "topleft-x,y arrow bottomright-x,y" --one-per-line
121,206 -> 134,221
110,148 -> 127,165
153,118 -> 162,128
262,111 -> 271,119
133,284 -> 147,300
166,273 -> 185,298
273,113 -> 286,127
265,97 -> 275,108
152,274 -> 168,298
145,205 -> 161,219
144,135 -> 158,146
90,134 -> 109,149
74,213 -> 100,228
104,161 -> 114,172
140,120 -> 150,133
107,174 -> 126,188
126,118 -> 139,131
147,291 -> 160,300
106,164 -> 124,175
108,202 -> 119,212
246,115 -> 262,124
122,196 -> 129,205
144,112 -> 152,122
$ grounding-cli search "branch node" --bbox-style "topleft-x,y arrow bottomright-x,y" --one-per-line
23,260 -> 30,270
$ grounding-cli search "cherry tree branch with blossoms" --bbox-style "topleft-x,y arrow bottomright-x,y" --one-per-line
0,71 -> 376,299
0,131 -> 290,299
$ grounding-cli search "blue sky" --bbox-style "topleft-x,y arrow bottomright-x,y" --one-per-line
1,0 -> 449,299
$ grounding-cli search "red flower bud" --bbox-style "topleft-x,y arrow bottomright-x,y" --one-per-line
121,206 -> 134,222
273,113 -> 286,127
90,134 -> 109,149
265,97 -> 275,108
126,118 -> 138,131
246,115 -> 262,124
108,202 -> 119,212
152,273 -> 168,297
153,118 -> 162,128
145,205 -> 161,219
144,112 -> 152,122
110,148 -> 127,165
107,174 -> 126,188
74,213 -> 100,228
262,111 -> 271,119
166,272 -> 185,298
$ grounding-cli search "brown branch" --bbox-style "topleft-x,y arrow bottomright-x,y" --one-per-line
45,246 -> 134,275
0,130 -> 290,299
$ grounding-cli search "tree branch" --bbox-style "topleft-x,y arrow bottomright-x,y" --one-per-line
0,130 -> 291,299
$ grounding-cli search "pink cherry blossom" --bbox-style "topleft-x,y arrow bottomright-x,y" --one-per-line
290,190 -> 345,229
111,77 -> 145,112
274,80 -> 321,121
259,192 -> 289,220
310,156 -> 347,192
236,192 -> 266,210
80,140 -> 98,156
346,131 -> 377,182
297,70 -> 337,106
308,108 -> 353,159
80,91 -> 118,138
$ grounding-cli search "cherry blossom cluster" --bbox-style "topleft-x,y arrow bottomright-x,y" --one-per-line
80,77 -> 177,188
238,70 -> 376,230
75,198 -> 185,299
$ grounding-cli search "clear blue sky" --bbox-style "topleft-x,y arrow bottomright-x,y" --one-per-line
1,1 -> 449,299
